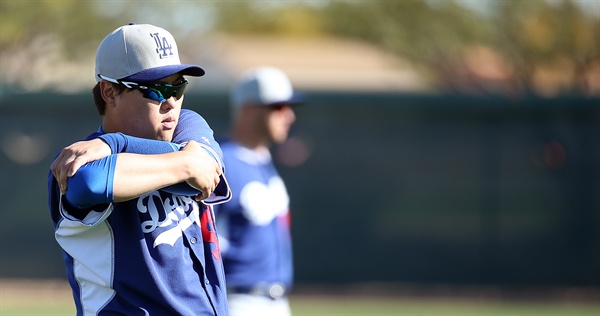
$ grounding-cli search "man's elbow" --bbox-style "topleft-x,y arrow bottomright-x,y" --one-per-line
64,168 -> 111,208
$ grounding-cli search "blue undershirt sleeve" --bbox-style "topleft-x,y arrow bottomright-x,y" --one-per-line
99,132 -> 181,154
64,154 -> 117,209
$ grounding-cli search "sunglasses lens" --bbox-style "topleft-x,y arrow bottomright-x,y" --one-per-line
142,89 -> 166,103
174,83 -> 187,99
136,79 -> 188,103
154,81 -> 187,100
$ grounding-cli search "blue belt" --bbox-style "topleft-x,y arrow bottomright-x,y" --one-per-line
228,283 -> 287,299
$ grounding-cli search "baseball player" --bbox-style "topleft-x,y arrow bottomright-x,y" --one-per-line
48,23 -> 230,315
213,67 -> 304,316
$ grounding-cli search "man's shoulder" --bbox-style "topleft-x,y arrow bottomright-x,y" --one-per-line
84,129 -> 104,140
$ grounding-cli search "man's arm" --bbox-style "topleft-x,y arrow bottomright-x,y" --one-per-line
113,141 -> 221,202
51,109 -> 216,191
52,109 -> 231,204
63,140 -> 221,208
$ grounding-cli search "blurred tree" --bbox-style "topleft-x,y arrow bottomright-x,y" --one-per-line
214,1 -> 323,37
0,1 -> 115,59
314,0 -> 599,96
318,0 -> 492,92
492,0 -> 600,96
0,1 -> 124,91
0,0 -> 597,96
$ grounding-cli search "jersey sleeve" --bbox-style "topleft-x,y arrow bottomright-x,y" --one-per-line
172,109 -> 224,164
173,109 -> 231,204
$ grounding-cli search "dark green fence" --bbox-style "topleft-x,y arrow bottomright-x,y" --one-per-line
1,91 -> 598,287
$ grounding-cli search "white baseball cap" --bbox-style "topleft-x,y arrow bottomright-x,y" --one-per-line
95,23 -> 204,83
231,67 -> 304,108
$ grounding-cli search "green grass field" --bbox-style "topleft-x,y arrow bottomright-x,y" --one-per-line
1,280 -> 598,316
2,296 -> 598,316
291,295 -> 599,315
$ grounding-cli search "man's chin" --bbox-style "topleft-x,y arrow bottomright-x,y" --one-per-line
157,132 -> 174,142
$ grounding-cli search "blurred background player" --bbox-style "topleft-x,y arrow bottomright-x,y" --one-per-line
214,67 -> 303,316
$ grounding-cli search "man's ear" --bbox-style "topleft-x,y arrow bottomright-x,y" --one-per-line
100,81 -> 117,107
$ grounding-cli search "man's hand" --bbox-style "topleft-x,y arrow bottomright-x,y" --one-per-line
181,140 -> 222,201
51,138 -> 112,195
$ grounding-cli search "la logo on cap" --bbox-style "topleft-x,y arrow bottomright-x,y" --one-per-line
150,32 -> 174,59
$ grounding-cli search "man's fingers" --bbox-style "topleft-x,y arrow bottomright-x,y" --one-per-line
195,175 -> 218,202
183,143 -> 223,202
195,190 -> 211,202
51,147 -> 81,195
51,151 -> 67,180
58,169 -> 68,195
51,153 -> 67,194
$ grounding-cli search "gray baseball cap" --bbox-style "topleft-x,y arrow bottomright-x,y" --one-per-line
95,23 -> 204,83
231,67 -> 304,108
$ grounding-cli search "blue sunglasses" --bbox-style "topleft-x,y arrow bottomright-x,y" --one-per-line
98,74 -> 188,103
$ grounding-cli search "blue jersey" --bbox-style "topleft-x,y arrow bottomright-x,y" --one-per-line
48,110 -> 229,315
213,139 -> 294,290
